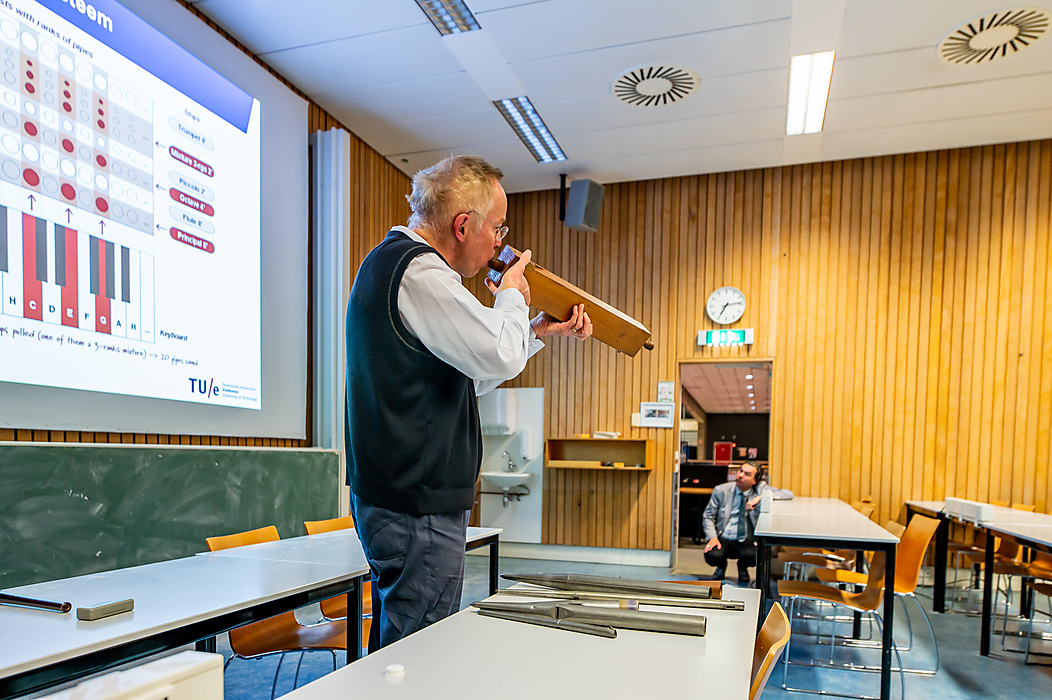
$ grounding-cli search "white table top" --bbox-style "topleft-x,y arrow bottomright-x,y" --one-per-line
197,526 -> 500,566
282,586 -> 761,700
466,526 -> 502,544
905,500 -> 946,514
981,508 -> 1052,528
756,498 -> 899,544
0,554 -> 365,680
989,521 -> 1052,548
766,497 -> 856,516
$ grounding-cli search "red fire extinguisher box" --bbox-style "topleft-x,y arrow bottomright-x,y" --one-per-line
713,441 -> 736,464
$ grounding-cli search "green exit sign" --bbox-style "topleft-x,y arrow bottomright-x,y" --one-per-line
698,328 -> 754,347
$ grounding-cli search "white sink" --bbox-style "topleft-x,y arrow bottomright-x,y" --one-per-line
481,471 -> 533,490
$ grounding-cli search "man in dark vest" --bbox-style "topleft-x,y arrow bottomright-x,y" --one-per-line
345,155 -> 592,651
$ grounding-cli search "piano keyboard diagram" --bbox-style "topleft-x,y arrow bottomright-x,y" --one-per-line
0,205 -> 154,340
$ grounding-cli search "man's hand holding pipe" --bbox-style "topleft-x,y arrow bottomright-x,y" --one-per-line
532,304 -> 593,340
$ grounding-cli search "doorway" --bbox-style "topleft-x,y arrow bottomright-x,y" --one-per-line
671,360 -> 773,575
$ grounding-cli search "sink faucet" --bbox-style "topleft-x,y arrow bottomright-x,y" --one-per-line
502,450 -> 515,471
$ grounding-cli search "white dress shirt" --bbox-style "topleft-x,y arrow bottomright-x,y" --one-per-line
393,226 -> 544,396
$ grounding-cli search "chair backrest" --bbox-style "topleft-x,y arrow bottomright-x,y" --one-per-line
893,514 -> 940,594
206,525 -> 279,551
851,501 -> 875,520
304,515 -> 356,536
1011,503 -> 1036,512
884,520 -> 906,538
750,602 -> 790,700
848,551 -> 887,611
204,525 -> 291,656
304,515 -> 371,620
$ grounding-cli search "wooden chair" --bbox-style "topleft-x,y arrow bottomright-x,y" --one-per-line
206,526 -> 347,698
1023,580 -> 1052,664
303,515 -> 373,642
750,602 -> 790,700
778,550 -> 896,696
814,515 -> 941,673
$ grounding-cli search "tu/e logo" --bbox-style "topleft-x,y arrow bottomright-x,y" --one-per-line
189,378 -> 219,398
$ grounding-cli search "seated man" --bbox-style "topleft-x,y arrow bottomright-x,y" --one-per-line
702,462 -> 793,584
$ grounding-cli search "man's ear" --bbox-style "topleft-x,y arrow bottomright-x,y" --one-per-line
453,212 -> 470,243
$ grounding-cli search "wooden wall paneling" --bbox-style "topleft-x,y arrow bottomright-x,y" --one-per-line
990,145 -> 1017,503
901,154 -> 924,507
1036,142 -> 1052,513
947,150 -> 970,507
1010,144 -> 1035,506
957,148 -> 981,502
922,153 -> 945,504
786,167 -> 799,494
873,158 -> 892,523
813,162 -> 830,497
886,156 -> 905,516
1019,141 -> 1044,507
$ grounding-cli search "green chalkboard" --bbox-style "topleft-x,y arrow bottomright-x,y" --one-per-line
0,443 -> 340,590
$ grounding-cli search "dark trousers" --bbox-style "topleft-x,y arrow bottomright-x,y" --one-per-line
349,493 -> 470,653
703,537 -> 757,573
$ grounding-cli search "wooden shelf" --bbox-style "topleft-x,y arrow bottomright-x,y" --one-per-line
548,459 -> 653,472
545,438 -> 653,473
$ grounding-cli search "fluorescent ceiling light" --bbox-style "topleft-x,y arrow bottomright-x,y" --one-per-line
786,50 -> 835,135
414,0 -> 480,35
494,96 -> 567,163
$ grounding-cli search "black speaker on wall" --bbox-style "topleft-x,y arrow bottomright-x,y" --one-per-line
564,179 -> 605,232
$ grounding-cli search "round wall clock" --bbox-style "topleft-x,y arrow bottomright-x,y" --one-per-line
705,286 -> 746,325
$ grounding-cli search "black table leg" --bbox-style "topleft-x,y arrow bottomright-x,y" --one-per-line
933,514 -> 948,613
350,577 -> 363,662
880,545 -> 896,700
757,536 -> 769,632
853,549 -> 864,639
489,540 -> 500,596
195,637 -> 216,653
981,530 -> 994,656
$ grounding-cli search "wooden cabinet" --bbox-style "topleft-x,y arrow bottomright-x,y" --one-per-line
545,438 -> 653,472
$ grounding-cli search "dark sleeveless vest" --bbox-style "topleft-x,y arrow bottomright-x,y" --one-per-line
344,230 -> 481,514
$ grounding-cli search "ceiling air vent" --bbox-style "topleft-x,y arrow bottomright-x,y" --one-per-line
940,7 -> 1048,64
612,65 -> 698,107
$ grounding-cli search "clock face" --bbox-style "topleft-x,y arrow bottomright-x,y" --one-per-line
706,286 -> 746,325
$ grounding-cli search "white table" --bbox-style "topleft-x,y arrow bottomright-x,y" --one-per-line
1,527 -> 502,698
281,586 -> 761,700
0,553 -> 366,698
755,497 -> 900,700
906,498 -> 1052,654
976,509 -> 1052,656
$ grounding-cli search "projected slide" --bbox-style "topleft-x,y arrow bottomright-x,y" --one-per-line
0,0 -> 261,409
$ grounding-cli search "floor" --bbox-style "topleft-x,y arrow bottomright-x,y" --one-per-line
214,554 -> 1052,699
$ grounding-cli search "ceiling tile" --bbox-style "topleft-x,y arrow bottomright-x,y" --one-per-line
194,0 -> 427,54
262,24 -> 464,95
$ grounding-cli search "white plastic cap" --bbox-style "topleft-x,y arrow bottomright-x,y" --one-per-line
386,664 -> 405,678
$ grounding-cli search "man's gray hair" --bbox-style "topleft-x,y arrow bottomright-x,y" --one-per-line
406,155 -> 504,232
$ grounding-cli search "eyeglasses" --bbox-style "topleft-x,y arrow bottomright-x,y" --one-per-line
468,210 -> 510,242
